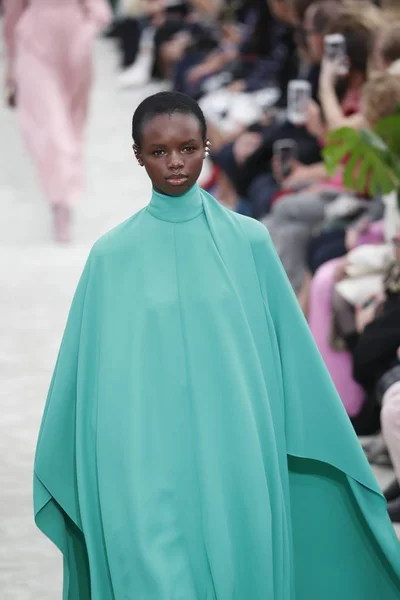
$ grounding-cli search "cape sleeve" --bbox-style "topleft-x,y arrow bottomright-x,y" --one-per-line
34,252 -> 94,600
247,222 -> 400,586
247,222 -> 381,493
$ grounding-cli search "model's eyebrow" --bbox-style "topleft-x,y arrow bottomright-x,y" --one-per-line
149,139 -> 199,147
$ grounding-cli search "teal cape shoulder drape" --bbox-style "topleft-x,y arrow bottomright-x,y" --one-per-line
34,184 -> 400,599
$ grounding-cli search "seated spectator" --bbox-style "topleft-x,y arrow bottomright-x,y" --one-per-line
210,0 -> 342,214
261,7 -> 375,299
226,0 -> 383,210
304,19 -> 400,283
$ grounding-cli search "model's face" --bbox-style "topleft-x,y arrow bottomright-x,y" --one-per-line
135,113 -> 206,197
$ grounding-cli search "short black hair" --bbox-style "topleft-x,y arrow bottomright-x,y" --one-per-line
132,91 -> 207,147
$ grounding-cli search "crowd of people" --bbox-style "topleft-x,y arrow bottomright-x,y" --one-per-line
3,0 -> 400,522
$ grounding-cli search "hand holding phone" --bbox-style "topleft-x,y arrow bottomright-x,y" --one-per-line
273,139 -> 298,180
287,80 -> 311,126
324,34 -> 349,76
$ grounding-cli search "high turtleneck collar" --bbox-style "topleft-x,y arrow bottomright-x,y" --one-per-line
147,184 -> 204,223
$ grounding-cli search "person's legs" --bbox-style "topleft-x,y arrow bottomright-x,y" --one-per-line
266,218 -> 313,292
173,51 -> 205,95
118,21 -> 155,87
272,191 -> 325,224
16,47 -> 81,241
152,19 -> 183,79
68,23 -> 94,189
118,17 -> 141,68
263,192 -> 326,292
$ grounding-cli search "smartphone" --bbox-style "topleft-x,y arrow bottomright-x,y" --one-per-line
287,80 -> 311,125
273,139 -> 298,179
324,34 -> 349,76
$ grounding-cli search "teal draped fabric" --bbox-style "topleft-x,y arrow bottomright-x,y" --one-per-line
34,184 -> 400,599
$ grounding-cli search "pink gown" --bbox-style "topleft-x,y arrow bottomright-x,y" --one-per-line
4,0 -> 112,207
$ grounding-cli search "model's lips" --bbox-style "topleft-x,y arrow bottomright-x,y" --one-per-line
166,175 -> 188,185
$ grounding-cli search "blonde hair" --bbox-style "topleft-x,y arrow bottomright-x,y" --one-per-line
342,0 -> 384,30
362,72 -> 400,127
381,0 -> 400,19
378,23 -> 400,66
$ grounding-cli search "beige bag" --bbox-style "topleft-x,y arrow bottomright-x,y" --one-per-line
118,0 -> 147,17
334,192 -> 399,305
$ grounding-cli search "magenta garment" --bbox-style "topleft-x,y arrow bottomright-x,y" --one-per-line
3,0 -> 112,207
308,221 -> 385,417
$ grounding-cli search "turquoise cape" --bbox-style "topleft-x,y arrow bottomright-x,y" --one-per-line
34,184 -> 400,599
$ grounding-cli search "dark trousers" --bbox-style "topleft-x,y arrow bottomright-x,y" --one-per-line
306,228 -> 347,275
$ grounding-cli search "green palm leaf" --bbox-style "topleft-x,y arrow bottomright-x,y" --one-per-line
323,126 -> 398,198
374,110 -> 400,158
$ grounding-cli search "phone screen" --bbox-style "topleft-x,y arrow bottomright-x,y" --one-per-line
280,147 -> 294,178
